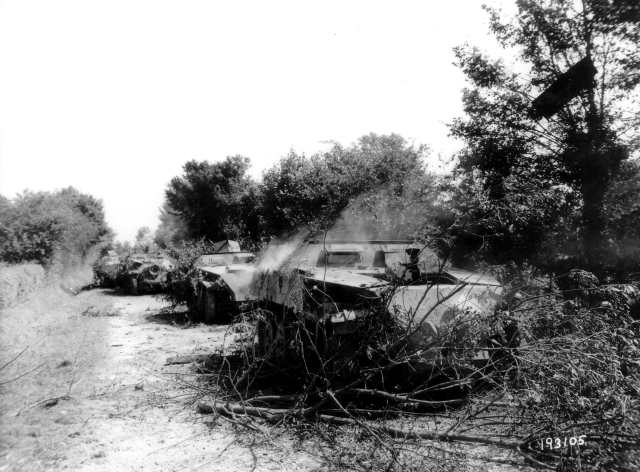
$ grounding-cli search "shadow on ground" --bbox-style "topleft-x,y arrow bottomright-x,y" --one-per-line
98,288 -> 166,297
144,309 -> 195,327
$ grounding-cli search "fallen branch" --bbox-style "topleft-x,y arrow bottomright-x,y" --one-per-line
196,401 -> 521,450
244,394 -> 301,405
197,401 -> 312,423
0,362 -> 46,386
0,345 -> 29,372
325,414 -> 521,449
343,388 -> 465,407
165,354 -> 212,365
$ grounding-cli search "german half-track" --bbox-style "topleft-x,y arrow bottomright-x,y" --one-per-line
251,240 -> 505,361
118,253 -> 175,295
190,240 -> 256,323
93,251 -> 121,287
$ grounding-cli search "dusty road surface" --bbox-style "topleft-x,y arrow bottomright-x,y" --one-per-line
0,288 -> 321,472
1,287 -> 533,472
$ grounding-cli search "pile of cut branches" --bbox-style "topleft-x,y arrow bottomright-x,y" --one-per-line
189,286 -> 528,469
498,274 -> 640,471
190,268 -> 640,471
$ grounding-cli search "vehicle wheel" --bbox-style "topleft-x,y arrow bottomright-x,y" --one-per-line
190,285 -> 205,322
127,276 -> 139,295
255,311 -> 289,359
203,290 -> 218,324
95,273 -> 105,288
256,317 -> 273,356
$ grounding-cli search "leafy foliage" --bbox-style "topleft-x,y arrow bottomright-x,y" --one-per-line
154,202 -> 189,248
164,155 -> 260,244
450,0 -> 640,270
601,159 -> 640,276
328,172 -> 446,241
132,226 -> 156,253
158,133 -> 429,247
501,276 -> 640,470
260,133 -> 427,236
439,173 -> 580,267
0,187 -> 112,266
161,239 -> 218,309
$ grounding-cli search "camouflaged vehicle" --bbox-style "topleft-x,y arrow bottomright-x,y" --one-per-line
190,240 -> 256,323
118,253 -> 175,295
252,239 -> 505,358
93,251 -> 121,287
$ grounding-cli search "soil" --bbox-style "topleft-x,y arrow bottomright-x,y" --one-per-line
0,289 -> 320,472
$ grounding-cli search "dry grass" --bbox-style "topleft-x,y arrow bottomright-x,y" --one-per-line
0,272 -> 114,470
0,263 -> 46,309
0,258 -> 96,310
0,276 -> 335,472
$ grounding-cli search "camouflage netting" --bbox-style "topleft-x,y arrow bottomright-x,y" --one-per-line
250,269 -> 305,313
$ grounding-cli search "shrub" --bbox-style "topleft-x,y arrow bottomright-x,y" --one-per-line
0,188 -> 112,268
496,274 -> 640,470
161,239 -> 219,309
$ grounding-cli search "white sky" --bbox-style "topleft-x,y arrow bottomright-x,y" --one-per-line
0,0 -> 512,241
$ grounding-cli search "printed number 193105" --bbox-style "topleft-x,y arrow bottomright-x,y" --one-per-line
539,435 -> 587,450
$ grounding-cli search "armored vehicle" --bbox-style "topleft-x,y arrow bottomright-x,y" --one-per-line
190,240 -> 256,323
93,250 -> 121,287
252,240 -> 504,358
118,253 -> 175,295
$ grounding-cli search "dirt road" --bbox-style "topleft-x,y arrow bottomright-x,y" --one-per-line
0,287 -> 533,472
0,288 -> 320,472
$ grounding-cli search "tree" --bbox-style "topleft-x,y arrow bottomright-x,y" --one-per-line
154,201 -> 189,248
328,172 -> 445,241
451,0 -> 640,269
164,155 -> 259,243
112,240 -> 132,255
260,133 -> 427,236
133,226 -> 155,253
0,188 -> 112,265
602,159 -> 640,274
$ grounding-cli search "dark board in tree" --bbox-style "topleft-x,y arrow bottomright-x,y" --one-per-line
530,56 -> 597,120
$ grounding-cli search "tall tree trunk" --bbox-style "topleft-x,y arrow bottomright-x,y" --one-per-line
581,179 -> 606,268
581,3 -> 605,269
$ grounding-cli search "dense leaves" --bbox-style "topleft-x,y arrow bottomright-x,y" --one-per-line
164,155 -> 260,244
260,133 -> 426,236
601,159 -> 640,276
450,0 -> 640,271
503,275 -> 640,470
158,134 -> 429,246
161,239 -> 218,309
439,173 -> 579,267
0,187 -> 112,266
154,202 -> 190,249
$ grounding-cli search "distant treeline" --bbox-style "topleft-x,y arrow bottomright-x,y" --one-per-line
155,133 -> 441,249
155,132 -> 640,277
0,187 -> 112,267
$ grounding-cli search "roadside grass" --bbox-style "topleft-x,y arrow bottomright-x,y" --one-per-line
0,279 -> 114,470
0,263 -> 46,310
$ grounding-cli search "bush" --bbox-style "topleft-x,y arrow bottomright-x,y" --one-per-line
495,272 -> 640,470
0,188 -> 112,268
161,239 -> 219,309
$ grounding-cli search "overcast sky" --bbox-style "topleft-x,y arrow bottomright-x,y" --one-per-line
0,0 -> 513,241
